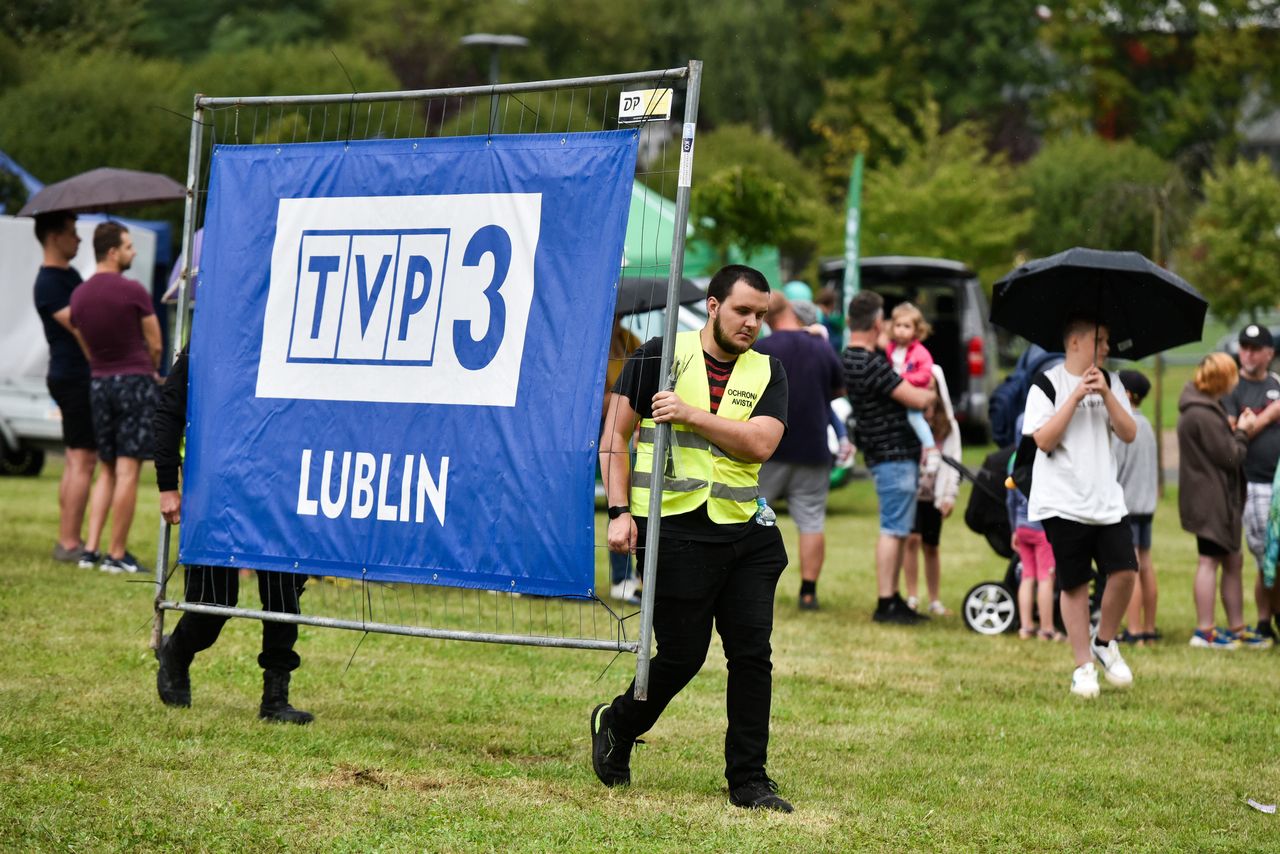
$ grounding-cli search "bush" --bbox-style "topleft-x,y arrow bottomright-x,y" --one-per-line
1181,157 -> 1280,322
860,106 -> 1031,288
1021,135 -> 1181,258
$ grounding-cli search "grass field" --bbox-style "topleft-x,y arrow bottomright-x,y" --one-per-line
3,452 -> 1279,852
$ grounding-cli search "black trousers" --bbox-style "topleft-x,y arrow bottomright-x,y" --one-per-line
168,565 -> 307,672
607,522 -> 787,787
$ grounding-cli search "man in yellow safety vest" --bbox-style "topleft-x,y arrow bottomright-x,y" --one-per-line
591,264 -> 793,812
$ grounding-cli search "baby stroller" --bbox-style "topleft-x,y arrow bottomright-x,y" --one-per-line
946,450 -> 1102,636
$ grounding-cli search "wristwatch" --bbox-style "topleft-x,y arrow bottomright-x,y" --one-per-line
607,505 -> 631,520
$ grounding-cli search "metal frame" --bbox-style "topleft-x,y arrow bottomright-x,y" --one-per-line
152,63 -> 703,697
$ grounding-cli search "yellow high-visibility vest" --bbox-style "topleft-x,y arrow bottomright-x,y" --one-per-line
630,330 -> 772,523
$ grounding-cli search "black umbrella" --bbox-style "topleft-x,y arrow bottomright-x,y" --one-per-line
990,247 -> 1207,360
17,167 -> 185,216
614,276 -> 704,316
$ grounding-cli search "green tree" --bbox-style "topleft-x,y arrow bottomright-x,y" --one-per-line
692,165 -> 802,267
858,104 -> 1032,288
0,43 -> 399,185
806,0 -> 932,193
690,124 -> 834,266
0,50 -> 190,184
129,0 -> 346,60
1038,0 -> 1280,162
1021,134 -> 1182,257
2,0 -> 146,53
1182,157 -> 1280,322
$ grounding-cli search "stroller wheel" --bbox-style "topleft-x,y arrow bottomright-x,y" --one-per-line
962,582 -> 1018,635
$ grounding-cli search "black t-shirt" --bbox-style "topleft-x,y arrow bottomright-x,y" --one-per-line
33,266 -> 88,381
1223,374 -> 1280,483
611,337 -> 788,541
842,345 -> 920,466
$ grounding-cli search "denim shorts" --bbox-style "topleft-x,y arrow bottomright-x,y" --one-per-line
870,460 -> 919,537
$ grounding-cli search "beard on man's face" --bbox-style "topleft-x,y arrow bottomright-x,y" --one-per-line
712,312 -> 749,356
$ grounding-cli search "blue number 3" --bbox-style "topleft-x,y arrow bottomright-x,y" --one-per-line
454,224 -> 511,371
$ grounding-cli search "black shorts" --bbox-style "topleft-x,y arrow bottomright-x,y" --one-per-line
89,374 -> 158,463
47,377 -> 96,450
1040,517 -> 1137,591
911,501 -> 943,547
1196,536 -> 1231,558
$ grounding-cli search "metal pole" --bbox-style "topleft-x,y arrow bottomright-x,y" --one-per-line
634,59 -> 702,700
157,601 -> 640,652
1152,195 -> 1166,498
153,95 -> 206,651
197,67 -> 690,108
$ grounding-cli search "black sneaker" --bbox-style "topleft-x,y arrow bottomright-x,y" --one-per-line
873,594 -> 928,625
78,550 -> 101,570
102,551 -> 147,574
729,777 -> 794,813
590,702 -> 638,787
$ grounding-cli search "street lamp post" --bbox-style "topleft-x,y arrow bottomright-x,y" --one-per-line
460,33 -> 529,134
459,33 -> 530,85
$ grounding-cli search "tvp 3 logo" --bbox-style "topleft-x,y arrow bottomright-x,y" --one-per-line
256,193 -> 541,406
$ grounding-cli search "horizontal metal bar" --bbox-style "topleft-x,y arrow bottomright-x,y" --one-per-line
197,66 -> 689,109
158,601 -> 639,652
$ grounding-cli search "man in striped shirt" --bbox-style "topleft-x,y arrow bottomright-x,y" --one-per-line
842,291 -> 935,624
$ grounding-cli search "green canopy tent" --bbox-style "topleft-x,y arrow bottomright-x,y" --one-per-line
622,181 -> 781,285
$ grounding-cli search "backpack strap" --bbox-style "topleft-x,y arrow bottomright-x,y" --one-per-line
1029,371 -> 1055,405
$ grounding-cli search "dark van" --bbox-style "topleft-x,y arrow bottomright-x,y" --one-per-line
819,256 -> 998,442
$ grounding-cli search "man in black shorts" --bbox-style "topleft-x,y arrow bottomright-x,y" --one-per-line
69,223 -> 163,574
592,264 -> 792,811
31,211 -> 101,563
1021,314 -> 1138,698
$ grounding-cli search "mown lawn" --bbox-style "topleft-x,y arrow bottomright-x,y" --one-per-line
2,452 -> 1278,852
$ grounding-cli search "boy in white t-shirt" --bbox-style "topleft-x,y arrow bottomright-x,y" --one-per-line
1022,314 -> 1138,699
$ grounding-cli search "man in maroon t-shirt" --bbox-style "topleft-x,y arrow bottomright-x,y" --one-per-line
69,222 -> 162,575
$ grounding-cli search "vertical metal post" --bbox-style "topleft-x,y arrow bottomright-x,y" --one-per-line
634,60 -> 702,700
153,95 -> 206,651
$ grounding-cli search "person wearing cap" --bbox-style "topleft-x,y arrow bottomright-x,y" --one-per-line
1223,323 -> 1280,647
1112,370 -> 1159,644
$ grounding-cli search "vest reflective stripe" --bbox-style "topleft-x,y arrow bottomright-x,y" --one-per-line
630,330 -> 771,524
631,470 -> 707,493
636,425 -> 732,458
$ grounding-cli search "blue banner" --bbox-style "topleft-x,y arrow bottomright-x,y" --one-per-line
180,132 -> 638,598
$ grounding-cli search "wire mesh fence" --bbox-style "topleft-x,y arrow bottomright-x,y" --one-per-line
156,63 -> 702,673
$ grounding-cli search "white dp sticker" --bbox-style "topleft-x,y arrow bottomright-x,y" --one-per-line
618,88 -> 673,123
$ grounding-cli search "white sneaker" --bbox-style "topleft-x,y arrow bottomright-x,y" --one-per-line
906,595 -> 919,612
1070,662 -> 1100,698
1091,639 -> 1134,687
610,577 -> 641,605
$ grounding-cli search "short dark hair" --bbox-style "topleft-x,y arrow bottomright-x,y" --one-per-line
847,290 -> 884,332
706,264 -> 770,303
1062,311 -> 1104,344
93,221 -> 129,261
34,211 -> 76,246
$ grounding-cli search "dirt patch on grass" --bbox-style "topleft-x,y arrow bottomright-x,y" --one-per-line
320,764 -> 470,794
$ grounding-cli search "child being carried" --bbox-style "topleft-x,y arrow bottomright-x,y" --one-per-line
885,301 -> 941,475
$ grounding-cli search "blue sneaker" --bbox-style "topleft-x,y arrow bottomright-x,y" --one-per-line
1189,628 -> 1239,649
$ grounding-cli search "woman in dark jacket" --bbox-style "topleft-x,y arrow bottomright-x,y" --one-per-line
1177,353 -> 1258,648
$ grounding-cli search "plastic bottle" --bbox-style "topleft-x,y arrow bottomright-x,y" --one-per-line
755,497 -> 777,527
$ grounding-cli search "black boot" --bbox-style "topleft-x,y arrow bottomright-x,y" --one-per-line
155,633 -> 191,707
258,669 -> 314,724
